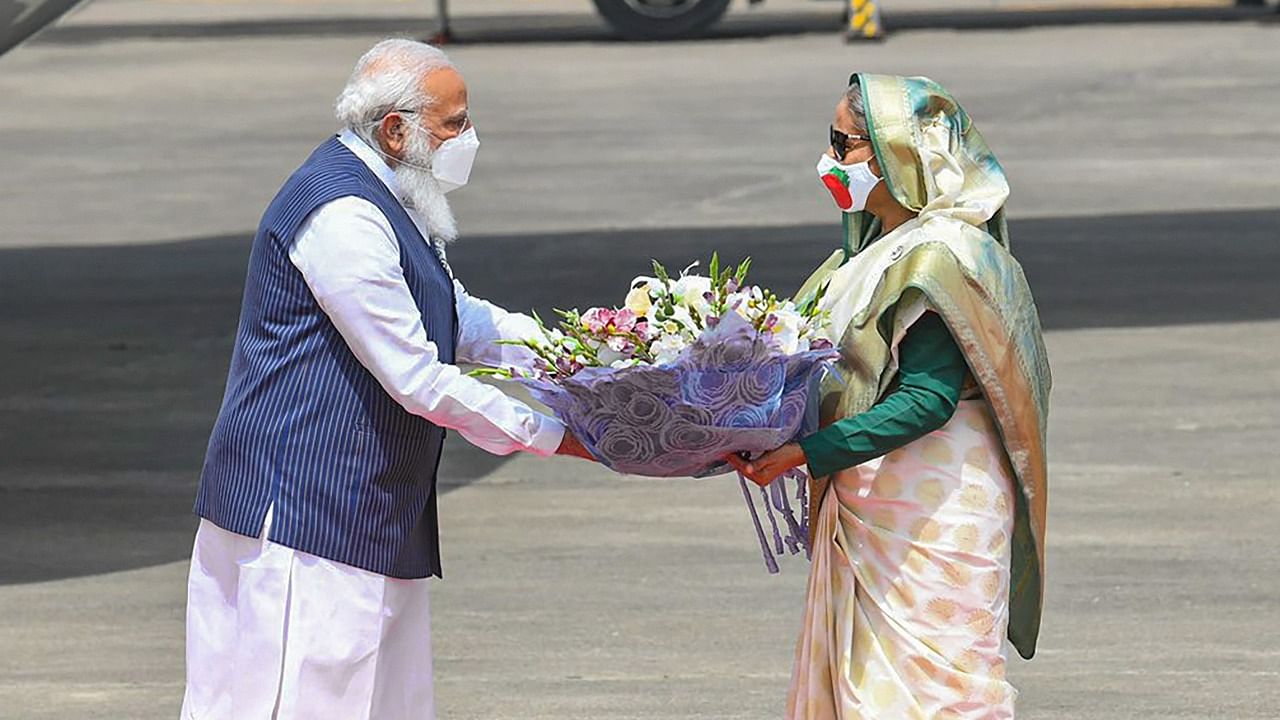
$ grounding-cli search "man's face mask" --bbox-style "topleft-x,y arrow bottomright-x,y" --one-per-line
381,113 -> 481,194
429,126 -> 479,194
816,153 -> 881,213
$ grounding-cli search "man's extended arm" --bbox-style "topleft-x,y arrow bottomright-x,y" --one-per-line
288,196 -> 565,457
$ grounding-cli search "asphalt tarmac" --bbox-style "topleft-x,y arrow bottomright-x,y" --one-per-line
0,6 -> 1277,719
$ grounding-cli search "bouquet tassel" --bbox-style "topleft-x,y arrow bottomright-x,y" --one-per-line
737,472 -> 780,574
738,470 -> 814,573
772,472 -> 808,558
759,483 -> 785,556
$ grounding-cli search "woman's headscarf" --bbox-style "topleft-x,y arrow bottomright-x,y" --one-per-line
799,74 -> 1052,660
841,73 -> 1011,257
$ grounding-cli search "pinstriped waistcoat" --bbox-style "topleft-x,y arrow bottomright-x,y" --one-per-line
195,137 -> 457,579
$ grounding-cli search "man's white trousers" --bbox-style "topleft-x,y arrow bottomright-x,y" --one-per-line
180,509 -> 435,720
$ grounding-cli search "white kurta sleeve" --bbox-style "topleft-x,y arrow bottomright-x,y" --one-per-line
453,279 -> 545,371
288,196 -> 564,457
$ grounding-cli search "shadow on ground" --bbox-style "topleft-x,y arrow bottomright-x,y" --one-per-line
30,5 -> 1279,47
0,206 -> 1276,586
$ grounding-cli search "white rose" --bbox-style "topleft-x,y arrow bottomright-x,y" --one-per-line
769,307 -> 804,355
624,285 -> 653,318
667,305 -> 699,336
672,274 -> 712,315
651,333 -> 689,365
727,290 -> 753,320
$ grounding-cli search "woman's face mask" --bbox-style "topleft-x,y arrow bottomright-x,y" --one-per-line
816,153 -> 881,213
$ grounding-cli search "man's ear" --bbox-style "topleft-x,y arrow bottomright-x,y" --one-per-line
379,115 -> 406,157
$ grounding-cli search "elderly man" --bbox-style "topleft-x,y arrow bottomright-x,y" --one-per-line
181,39 -> 588,720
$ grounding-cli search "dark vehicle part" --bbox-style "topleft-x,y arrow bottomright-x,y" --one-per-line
1,0 -> 83,56
591,0 -> 733,39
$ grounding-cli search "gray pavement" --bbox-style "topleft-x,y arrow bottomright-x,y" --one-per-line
1,6 -> 1278,720
27,0 -> 1272,51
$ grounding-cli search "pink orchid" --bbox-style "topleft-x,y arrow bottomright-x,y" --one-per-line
582,307 -> 615,334
613,308 -> 638,333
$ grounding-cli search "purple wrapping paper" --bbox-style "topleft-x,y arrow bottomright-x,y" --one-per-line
513,315 -> 836,570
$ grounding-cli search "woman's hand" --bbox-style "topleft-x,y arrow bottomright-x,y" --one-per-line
724,443 -> 808,488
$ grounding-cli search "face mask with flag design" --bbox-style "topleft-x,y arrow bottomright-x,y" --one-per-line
816,153 -> 882,213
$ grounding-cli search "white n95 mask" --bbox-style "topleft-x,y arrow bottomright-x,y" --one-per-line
431,127 -> 479,193
816,153 -> 882,213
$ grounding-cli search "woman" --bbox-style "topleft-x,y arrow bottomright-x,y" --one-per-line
728,74 -> 1051,719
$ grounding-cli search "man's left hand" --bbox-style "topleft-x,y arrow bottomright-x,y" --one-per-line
556,430 -> 596,461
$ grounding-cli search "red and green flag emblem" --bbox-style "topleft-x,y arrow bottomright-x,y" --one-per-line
820,166 -> 853,210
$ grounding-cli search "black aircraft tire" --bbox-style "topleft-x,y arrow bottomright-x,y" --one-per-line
591,0 -> 733,40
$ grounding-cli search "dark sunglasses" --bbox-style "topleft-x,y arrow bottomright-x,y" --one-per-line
830,125 -> 872,161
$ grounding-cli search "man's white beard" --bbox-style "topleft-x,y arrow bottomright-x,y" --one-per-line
395,128 -> 459,244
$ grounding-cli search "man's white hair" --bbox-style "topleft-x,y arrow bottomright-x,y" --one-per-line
333,39 -> 461,244
334,39 -> 455,136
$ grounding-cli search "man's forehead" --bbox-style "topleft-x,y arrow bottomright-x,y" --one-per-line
423,68 -> 467,108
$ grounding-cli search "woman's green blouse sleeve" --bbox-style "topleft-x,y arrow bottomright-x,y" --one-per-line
798,313 -> 968,479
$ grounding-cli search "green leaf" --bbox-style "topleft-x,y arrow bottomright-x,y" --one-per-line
796,279 -> 832,317
651,259 -> 671,283
468,367 -> 516,379
530,310 -> 553,334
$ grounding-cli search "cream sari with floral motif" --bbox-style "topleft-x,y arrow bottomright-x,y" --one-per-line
785,74 -> 1051,719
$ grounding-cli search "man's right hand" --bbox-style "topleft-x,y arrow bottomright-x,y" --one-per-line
556,431 -> 595,461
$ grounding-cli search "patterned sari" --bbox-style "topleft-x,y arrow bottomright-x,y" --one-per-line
785,74 -> 1052,719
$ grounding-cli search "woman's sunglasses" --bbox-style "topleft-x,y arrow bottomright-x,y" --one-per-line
830,125 -> 872,161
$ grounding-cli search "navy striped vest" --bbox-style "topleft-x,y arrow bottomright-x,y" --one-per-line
196,137 -> 457,579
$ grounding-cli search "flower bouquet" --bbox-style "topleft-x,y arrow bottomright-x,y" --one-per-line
475,255 -> 836,570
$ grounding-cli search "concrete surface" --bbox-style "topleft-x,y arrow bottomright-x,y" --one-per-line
0,5 -> 1277,720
